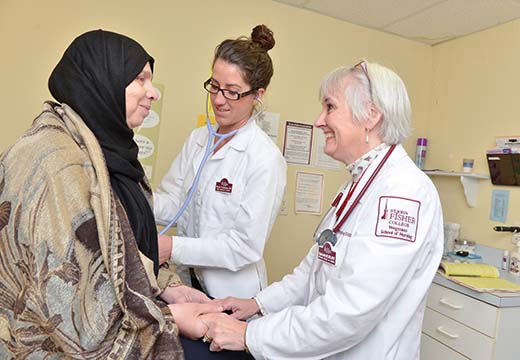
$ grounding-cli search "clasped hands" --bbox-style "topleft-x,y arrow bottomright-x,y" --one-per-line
161,285 -> 259,352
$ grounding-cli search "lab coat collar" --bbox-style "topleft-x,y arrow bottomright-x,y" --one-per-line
363,143 -> 407,176
350,144 -> 408,204
195,116 -> 256,155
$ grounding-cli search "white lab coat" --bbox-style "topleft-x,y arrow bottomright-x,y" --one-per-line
154,117 -> 287,298
247,145 -> 443,360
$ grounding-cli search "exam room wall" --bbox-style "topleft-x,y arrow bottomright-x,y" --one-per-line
428,20 -> 520,253
0,0 -> 432,283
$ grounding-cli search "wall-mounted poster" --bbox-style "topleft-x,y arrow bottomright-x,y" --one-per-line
283,121 -> 313,165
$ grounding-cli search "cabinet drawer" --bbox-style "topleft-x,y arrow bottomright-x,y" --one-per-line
427,283 -> 498,336
423,308 -> 494,360
421,333 -> 469,360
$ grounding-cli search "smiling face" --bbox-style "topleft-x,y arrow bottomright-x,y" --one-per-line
314,77 -> 372,165
125,62 -> 158,129
209,59 -> 264,134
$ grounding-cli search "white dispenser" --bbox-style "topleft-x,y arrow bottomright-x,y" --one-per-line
502,250 -> 510,270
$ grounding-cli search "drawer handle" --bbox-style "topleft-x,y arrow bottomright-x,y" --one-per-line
439,298 -> 462,310
436,326 -> 460,339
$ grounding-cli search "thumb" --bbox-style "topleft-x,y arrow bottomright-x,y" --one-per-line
196,303 -> 224,315
230,310 -> 244,319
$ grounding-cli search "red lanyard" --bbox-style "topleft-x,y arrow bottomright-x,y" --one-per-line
335,174 -> 363,219
332,144 -> 396,234
329,170 -> 366,210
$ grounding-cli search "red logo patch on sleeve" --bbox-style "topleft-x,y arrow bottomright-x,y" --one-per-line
375,196 -> 420,242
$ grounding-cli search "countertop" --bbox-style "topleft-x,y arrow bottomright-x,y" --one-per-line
434,244 -> 520,308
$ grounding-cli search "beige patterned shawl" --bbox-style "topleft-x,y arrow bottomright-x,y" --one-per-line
0,103 -> 184,359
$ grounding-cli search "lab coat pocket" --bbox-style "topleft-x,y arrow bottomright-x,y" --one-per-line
209,178 -> 244,227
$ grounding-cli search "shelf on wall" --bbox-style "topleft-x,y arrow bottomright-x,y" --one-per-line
424,170 -> 490,208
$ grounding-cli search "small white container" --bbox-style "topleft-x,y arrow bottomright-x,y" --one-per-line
502,250 -> 510,270
510,244 -> 520,276
415,138 -> 427,169
443,222 -> 460,256
509,241 -> 520,276
462,158 -> 474,173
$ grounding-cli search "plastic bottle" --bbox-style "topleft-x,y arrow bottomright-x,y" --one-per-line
415,138 -> 427,170
501,250 -> 509,270
509,245 -> 520,276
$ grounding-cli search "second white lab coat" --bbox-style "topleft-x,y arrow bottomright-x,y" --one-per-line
154,117 -> 286,298
247,144 -> 443,360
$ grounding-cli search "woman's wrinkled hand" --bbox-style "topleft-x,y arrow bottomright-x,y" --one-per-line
158,234 -> 173,264
161,285 -> 211,304
212,297 -> 259,320
200,312 -> 248,352
168,303 -> 223,340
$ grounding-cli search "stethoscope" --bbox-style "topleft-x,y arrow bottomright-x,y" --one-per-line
159,94 -> 264,235
313,144 -> 396,247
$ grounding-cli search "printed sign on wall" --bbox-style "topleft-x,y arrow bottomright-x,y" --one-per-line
135,83 -> 164,182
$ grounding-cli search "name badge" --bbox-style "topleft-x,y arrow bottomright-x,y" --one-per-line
215,178 -> 233,193
318,242 -> 337,265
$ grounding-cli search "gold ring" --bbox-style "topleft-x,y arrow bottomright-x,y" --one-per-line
202,334 -> 212,343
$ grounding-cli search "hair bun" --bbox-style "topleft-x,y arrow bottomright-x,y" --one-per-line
251,24 -> 275,51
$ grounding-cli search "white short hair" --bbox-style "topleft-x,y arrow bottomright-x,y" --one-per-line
319,61 -> 411,144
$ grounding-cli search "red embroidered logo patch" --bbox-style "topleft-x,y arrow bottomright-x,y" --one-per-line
375,196 -> 420,242
215,178 -> 233,193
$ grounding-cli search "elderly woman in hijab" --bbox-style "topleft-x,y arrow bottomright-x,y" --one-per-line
0,30 -> 222,359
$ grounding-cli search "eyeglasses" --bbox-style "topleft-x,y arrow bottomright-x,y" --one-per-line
353,60 -> 373,99
203,79 -> 257,101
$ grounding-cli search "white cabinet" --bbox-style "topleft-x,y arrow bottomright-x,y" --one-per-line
421,334 -> 469,360
421,283 -> 520,359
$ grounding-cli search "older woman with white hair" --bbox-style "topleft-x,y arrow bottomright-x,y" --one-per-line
201,60 -> 444,360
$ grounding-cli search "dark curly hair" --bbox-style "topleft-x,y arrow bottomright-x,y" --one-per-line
212,24 -> 275,90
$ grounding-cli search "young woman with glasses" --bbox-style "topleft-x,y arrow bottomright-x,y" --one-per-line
154,25 -> 287,300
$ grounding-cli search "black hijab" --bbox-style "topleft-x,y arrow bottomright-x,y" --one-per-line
48,30 -> 159,275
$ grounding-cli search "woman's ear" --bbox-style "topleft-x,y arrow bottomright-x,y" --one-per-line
255,88 -> 265,100
366,104 -> 382,130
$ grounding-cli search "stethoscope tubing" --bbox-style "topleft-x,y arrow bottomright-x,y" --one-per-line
159,95 -> 238,235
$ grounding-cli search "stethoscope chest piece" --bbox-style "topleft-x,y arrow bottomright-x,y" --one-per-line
317,229 -> 337,246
